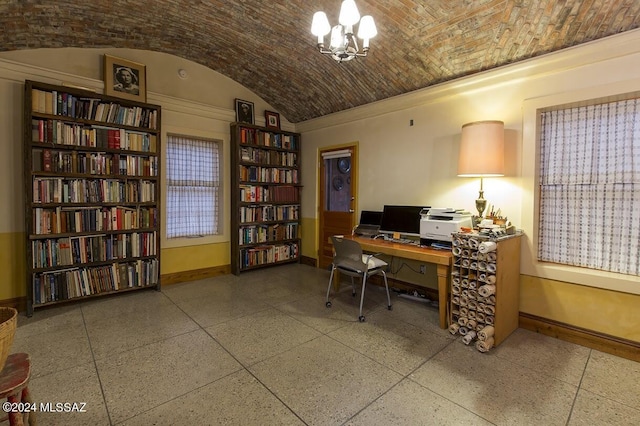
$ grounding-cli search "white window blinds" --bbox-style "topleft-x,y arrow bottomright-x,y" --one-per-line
166,135 -> 220,238
538,98 -> 640,276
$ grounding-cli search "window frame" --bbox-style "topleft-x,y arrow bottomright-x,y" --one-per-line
161,127 -> 228,249
521,83 -> 640,295
537,98 -> 640,276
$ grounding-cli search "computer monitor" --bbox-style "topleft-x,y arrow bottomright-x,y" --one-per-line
379,205 -> 430,238
359,210 -> 383,226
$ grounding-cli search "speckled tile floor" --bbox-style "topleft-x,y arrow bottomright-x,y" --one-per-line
11,264 -> 640,425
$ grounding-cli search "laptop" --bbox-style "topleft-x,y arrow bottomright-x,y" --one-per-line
354,210 -> 383,237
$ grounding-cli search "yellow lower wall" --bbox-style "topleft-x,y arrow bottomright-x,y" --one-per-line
0,232 -> 26,300
300,217 -> 317,260
520,275 -> 640,342
161,242 -> 230,275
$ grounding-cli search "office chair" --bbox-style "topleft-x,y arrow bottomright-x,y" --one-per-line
325,236 -> 392,322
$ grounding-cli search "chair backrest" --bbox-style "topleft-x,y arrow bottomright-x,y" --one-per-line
331,236 -> 366,274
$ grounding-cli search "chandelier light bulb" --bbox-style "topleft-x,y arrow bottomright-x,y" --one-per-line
357,15 -> 377,40
311,11 -> 331,36
339,0 -> 360,26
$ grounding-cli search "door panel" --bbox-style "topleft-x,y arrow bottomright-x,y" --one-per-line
319,147 -> 357,269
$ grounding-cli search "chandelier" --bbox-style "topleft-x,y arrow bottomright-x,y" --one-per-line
311,0 -> 377,62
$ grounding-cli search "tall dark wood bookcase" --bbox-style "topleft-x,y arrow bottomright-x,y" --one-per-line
23,80 -> 161,316
230,122 -> 302,275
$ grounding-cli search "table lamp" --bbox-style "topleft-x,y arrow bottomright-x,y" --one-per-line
457,120 -> 505,222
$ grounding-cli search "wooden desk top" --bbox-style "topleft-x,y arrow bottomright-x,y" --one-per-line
342,235 -> 452,266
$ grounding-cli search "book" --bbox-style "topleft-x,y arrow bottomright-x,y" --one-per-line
45,92 -> 53,114
113,129 -> 121,149
32,149 -> 43,172
42,149 -> 52,172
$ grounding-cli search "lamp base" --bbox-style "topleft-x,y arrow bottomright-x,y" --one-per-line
474,190 -> 487,228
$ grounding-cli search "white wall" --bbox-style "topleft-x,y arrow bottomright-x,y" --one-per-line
298,29 -> 640,296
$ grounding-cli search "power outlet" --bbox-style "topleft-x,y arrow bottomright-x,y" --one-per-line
419,264 -> 426,274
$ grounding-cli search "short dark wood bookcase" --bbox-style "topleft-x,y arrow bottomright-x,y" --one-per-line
23,80 -> 161,315
230,122 -> 302,275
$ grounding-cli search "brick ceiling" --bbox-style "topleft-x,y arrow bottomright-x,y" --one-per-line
1,1 -> 639,123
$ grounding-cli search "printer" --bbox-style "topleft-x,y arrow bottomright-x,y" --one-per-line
420,208 -> 473,244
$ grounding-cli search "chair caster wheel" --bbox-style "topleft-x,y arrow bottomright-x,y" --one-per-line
326,301 -> 332,308
352,292 -> 356,297
388,305 -> 393,311
358,315 -> 365,322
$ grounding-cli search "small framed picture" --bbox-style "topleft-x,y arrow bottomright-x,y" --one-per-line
103,55 -> 147,102
235,99 -> 254,124
265,110 -> 281,130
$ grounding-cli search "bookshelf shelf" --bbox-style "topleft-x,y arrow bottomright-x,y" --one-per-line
24,80 -> 161,315
230,122 -> 302,275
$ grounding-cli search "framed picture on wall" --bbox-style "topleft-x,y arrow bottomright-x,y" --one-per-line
103,55 -> 147,102
265,110 -> 280,129
235,99 -> 254,124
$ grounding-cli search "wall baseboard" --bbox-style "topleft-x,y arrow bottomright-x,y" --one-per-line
519,312 -> 640,362
160,265 -> 231,286
0,297 -> 26,312
300,256 -> 317,267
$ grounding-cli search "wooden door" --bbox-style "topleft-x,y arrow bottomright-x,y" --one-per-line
318,146 -> 357,269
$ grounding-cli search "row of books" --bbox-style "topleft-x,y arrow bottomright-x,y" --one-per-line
31,89 -> 158,129
32,259 -> 159,305
32,119 -> 157,152
239,242 -> 299,269
33,178 -> 156,204
239,165 -> 299,184
33,149 -> 157,177
238,127 -> 298,150
33,206 -> 157,235
239,204 -> 299,223
240,147 -> 297,167
239,185 -> 299,203
239,223 -> 299,245
32,232 -> 157,268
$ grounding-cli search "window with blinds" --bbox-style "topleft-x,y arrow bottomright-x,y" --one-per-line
166,134 -> 220,238
538,98 -> 640,276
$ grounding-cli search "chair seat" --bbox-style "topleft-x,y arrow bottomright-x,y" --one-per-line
363,255 -> 387,270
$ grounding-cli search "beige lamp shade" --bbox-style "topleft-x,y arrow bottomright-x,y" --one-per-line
458,120 -> 505,176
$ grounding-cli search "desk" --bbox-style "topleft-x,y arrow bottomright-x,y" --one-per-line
340,236 -> 452,329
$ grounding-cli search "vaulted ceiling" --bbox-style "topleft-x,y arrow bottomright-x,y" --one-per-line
1,1 -> 639,123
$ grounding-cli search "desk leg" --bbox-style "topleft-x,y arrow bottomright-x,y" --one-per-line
436,264 -> 450,329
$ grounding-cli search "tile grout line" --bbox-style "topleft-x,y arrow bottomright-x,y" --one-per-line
79,305 -> 115,426
158,287 -> 311,425
565,349 -> 592,426
400,338 -> 498,425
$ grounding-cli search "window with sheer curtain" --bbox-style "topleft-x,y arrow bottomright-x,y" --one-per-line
538,98 -> 640,276
166,135 -> 220,238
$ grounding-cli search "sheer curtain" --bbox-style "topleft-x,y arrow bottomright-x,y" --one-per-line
538,98 -> 640,276
166,135 -> 220,238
